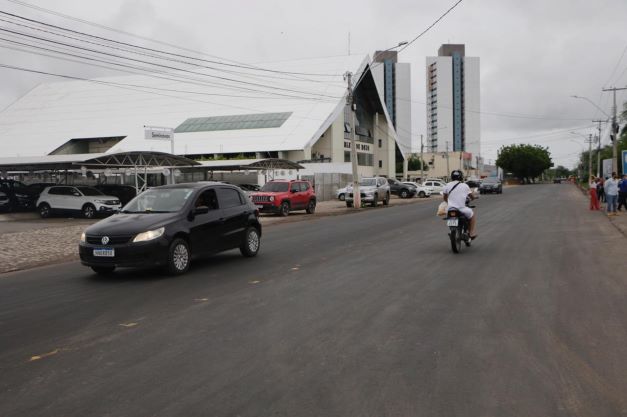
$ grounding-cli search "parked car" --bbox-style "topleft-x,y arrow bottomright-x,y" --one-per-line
336,184 -> 350,201
0,191 -> 10,212
94,184 -> 137,206
0,179 -> 39,211
36,185 -> 122,219
345,177 -> 390,207
79,182 -> 261,275
387,178 -> 417,198
402,182 -> 432,198
479,178 -> 503,194
422,179 -> 446,194
25,182 -> 57,200
237,183 -> 261,192
250,180 -> 316,216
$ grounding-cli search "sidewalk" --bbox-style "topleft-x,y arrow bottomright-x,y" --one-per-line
0,196 -> 435,274
574,185 -> 627,237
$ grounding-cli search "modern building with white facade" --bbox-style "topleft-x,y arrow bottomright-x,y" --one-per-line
426,44 -> 480,161
371,50 -> 412,157
0,54 -> 402,180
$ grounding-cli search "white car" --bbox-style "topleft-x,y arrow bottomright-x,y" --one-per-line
422,180 -> 446,194
336,184 -> 350,201
402,182 -> 432,198
37,185 -> 122,219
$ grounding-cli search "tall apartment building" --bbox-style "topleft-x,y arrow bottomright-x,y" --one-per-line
371,51 -> 412,156
426,44 -> 480,160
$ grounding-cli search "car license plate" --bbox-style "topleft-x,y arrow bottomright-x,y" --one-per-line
447,219 -> 458,226
93,248 -> 115,257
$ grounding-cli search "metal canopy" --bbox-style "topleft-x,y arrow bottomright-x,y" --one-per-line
79,151 -> 199,168
0,151 -> 199,172
195,158 -> 304,172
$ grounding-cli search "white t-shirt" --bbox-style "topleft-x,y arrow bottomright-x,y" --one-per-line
443,181 -> 471,209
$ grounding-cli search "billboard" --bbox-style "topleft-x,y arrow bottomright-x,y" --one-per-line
602,158 -> 613,179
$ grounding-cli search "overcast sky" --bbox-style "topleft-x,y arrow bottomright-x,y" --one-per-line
1,0 -> 626,168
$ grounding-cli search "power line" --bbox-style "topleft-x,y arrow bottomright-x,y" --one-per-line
1,2 -> 343,77
0,36 -> 338,101
0,12 -> 345,84
0,26 -> 343,100
398,0 -> 464,53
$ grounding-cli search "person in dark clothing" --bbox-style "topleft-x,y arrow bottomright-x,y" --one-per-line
618,174 -> 627,211
597,177 -> 605,203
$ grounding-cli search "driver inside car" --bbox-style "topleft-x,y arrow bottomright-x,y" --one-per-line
443,170 -> 478,240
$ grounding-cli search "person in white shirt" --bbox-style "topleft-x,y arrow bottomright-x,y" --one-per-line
443,170 -> 478,239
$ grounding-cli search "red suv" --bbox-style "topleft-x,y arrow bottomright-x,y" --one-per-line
251,180 -> 316,216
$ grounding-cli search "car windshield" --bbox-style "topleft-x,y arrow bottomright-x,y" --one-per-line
122,188 -> 194,213
77,186 -> 104,196
483,178 -> 500,184
359,179 -> 376,186
261,182 -> 289,192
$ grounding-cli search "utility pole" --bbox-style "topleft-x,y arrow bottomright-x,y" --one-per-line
586,134 -> 593,179
420,134 -> 424,183
592,119 -> 607,177
345,71 -> 360,208
602,86 -> 627,173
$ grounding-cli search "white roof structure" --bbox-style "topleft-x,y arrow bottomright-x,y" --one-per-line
0,54 -> 399,158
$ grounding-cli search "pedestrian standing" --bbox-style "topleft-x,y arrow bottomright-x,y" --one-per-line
589,176 -> 600,210
618,174 -> 627,211
604,172 -> 619,216
597,177 -> 605,203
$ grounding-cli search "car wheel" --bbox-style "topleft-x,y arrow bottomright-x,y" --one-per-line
338,193 -> 345,201
240,227 -> 260,257
306,200 -> 316,214
38,203 -> 51,218
278,201 -> 290,217
400,189 -> 409,199
168,238 -> 190,275
371,193 -> 378,207
91,266 -> 115,275
383,192 -> 390,206
418,191 -> 426,198
82,204 -> 96,219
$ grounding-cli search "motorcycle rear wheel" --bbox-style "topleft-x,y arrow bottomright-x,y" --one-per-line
450,228 -> 462,253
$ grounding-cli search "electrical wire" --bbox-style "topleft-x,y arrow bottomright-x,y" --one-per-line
0,27 -> 343,100
1,2 -> 343,77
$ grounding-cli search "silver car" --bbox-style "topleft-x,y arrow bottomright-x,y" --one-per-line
345,177 -> 391,207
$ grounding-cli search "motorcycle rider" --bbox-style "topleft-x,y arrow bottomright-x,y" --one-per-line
443,170 -> 478,239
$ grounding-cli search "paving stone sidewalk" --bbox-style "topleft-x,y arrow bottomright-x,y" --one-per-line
0,197 -> 435,274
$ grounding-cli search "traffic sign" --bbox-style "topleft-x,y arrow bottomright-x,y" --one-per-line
622,150 -> 627,175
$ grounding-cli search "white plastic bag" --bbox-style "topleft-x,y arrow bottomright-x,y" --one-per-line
437,201 -> 447,216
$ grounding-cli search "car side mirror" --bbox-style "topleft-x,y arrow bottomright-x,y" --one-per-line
73,192 -> 81,196
194,206 -> 209,215
291,189 -> 298,193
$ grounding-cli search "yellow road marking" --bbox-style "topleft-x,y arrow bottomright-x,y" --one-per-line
29,348 -> 59,362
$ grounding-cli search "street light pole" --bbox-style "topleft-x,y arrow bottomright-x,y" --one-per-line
345,71 -> 360,208
601,87 -> 627,173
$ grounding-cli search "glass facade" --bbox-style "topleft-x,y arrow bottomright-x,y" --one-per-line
174,112 -> 292,133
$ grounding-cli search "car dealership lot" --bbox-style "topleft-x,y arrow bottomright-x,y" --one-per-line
0,196 -> 434,274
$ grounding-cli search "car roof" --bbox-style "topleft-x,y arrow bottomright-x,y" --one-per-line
152,181 -> 241,190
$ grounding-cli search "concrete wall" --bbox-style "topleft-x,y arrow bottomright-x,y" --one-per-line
395,62 -> 412,155
463,57 -> 481,159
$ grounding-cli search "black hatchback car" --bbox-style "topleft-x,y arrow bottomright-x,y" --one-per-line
79,182 -> 262,275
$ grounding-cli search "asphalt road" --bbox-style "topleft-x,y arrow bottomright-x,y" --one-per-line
1,184 -> 626,417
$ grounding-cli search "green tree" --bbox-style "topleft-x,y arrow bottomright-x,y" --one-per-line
496,144 -> 553,183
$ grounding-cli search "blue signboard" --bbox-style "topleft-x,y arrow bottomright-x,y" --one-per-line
623,150 -> 627,175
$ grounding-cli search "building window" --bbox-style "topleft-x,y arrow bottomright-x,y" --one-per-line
378,160 -> 383,168
378,139 -> 382,148
344,151 -> 351,162
357,153 -> 373,167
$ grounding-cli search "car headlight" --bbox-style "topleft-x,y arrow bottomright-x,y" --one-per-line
132,227 -> 165,243
269,196 -> 275,202
80,232 -> 86,243
94,199 -> 111,204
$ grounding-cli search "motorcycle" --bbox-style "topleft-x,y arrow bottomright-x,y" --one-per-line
444,193 -> 476,254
